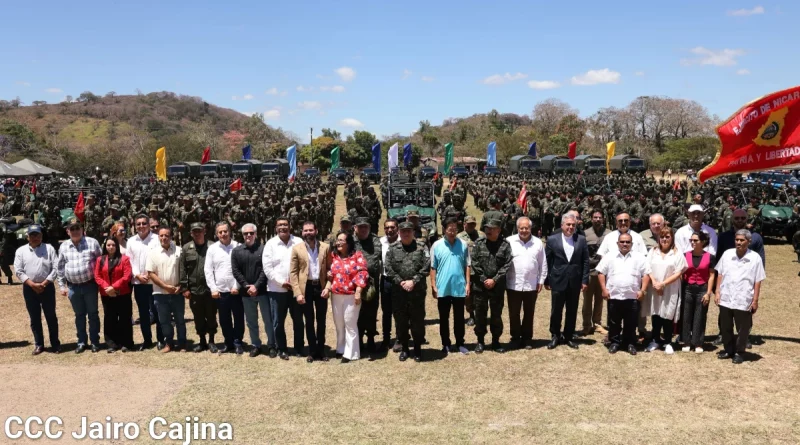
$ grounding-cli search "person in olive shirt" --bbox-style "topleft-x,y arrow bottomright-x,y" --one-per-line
179,222 -> 218,353
457,215 -> 485,327
582,209 -> 610,335
480,196 -> 504,232
469,219 -> 513,353
353,217 -> 384,355
385,221 -> 430,362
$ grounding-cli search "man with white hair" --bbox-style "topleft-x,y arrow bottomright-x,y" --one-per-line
205,222 -> 242,354
639,214 -> 665,251
505,216 -> 547,350
675,205 -> 718,254
231,223 -> 270,358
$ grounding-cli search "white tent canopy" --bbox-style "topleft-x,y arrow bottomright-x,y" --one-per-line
0,161 -> 34,177
12,158 -> 62,175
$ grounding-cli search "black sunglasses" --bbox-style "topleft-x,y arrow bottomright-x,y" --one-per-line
243,232 -> 255,236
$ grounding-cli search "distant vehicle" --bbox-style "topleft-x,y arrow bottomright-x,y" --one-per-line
450,166 -> 469,178
232,159 -> 264,179
758,204 -> 796,241
585,159 -> 607,173
262,159 -> 290,179
540,155 -> 574,173
386,182 -> 438,244
574,155 -> 604,172
331,168 -> 351,184
303,168 -> 320,177
199,160 -> 233,177
418,166 -> 437,180
509,155 -> 540,173
167,161 -> 202,178
609,155 -> 647,175
361,167 -> 381,183
483,166 -> 500,175
746,171 -> 800,188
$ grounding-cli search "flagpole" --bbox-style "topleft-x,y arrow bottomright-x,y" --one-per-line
310,127 -> 314,169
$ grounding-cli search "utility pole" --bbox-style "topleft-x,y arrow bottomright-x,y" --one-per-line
310,127 -> 314,169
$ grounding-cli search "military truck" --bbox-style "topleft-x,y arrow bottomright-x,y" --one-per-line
540,155 -> 575,174
199,160 -> 233,177
573,154 -> 605,173
509,155 -> 541,173
262,159 -> 290,179
361,167 -> 381,183
167,161 -> 202,178
232,159 -> 264,179
609,154 -> 647,175
386,182 -> 438,244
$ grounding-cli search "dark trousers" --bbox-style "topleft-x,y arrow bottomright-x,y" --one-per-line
189,292 -> 218,338
720,306 -> 752,355
0,264 -> 12,281
154,293 -> 187,346
101,294 -> 134,348
268,291 -> 292,352
358,277 -> 380,341
651,315 -> 673,345
380,276 -> 394,343
392,288 -> 425,353
22,283 -> 59,348
437,296 -> 465,347
291,282 -> 327,356
67,281 -> 100,346
608,299 -> 639,347
133,284 -> 162,344
682,284 -> 708,347
217,292 -> 244,348
550,287 -> 581,339
473,289 -> 504,342
507,289 -> 538,341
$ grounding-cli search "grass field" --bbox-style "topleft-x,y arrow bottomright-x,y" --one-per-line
1,181 -> 799,444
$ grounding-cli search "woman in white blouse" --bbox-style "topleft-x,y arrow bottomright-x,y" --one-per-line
645,227 -> 687,354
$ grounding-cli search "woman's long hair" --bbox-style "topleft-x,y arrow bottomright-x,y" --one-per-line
101,237 -> 122,277
658,227 -> 676,253
332,230 -> 356,258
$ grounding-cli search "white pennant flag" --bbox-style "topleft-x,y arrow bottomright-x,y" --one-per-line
388,142 -> 399,169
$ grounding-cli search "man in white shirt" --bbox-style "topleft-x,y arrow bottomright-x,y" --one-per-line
126,213 -> 161,350
204,222 -> 241,354
596,212 -> 648,257
262,217 -> 301,360
505,217 -> 547,350
379,218 -> 400,352
714,229 -> 765,364
597,232 -> 650,356
675,204 -> 718,254
146,228 -> 184,353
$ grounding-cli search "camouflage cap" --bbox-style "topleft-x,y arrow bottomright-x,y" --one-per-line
148,204 -> 158,211
398,221 -> 415,230
183,194 -> 192,200
190,222 -> 205,231
65,216 -> 82,229
355,217 -> 370,226
464,215 -> 477,224
406,209 -> 420,217
110,204 -> 120,211
484,219 -> 502,228
87,194 -> 96,199
340,215 -> 353,223
293,197 -> 301,202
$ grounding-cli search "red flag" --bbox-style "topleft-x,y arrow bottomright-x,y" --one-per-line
699,85 -> 800,182
14,180 -> 22,189
229,178 -> 242,192
30,181 -> 36,195
672,179 -> 680,191
201,146 -> 211,164
449,177 -> 457,191
568,142 -> 577,159
516,182 -> 528,213
74,192 -> 85,222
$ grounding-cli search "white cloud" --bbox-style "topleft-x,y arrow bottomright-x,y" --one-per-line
334,66 -> 356,82
634,71 -> 645,76
316,74 -> 326,79
737,68 -> 751,75
421,76 -> 435,82
243,94 -> 254,100
570,68 -> 621,85
402,69 -> 413,80
727,6 -> 764,16
681,47 -> 745,67
45,87 -> 62,93
296,85 -> 314,92
527,80 -> 561,90
16,81 -> 30,87
297,101 -> 322,110
320,85 -> 346,93
232,96 -> 238,100
265,87 -> 279,95
340,118 -> 364,128
482,72 -> 528,85
264,108 -> 281,119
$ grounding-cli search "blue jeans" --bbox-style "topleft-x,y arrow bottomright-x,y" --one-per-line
242,294 -> 273,349
267,291 -> 292,352
218,292 -> 244,348
23,283 -> 59,348
154,293 -> 186,346
133,284 -> 163,344
68,281 -> 100,346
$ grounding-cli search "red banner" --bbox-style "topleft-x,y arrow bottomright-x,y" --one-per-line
568,142 -> 577,159
699,85 -> 800,182
201,146 -> 211,164
74,192 -> 85,222
516,182 -> 528,213
229,178 -> 242,192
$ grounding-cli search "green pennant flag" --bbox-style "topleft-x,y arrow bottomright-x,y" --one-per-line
444,142 -> 454,174
330,146 -> 340,171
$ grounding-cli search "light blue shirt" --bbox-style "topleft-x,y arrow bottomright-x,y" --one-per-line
431,237 -> 470,298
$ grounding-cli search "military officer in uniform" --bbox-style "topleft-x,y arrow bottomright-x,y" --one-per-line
469,219 -> 513,353
457,215 -> 484,327
353,217 -> 384,354
179,222 -> 218,353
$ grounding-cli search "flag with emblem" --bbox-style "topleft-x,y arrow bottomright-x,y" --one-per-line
699,85 -> 800,182
516,182 -> 528,213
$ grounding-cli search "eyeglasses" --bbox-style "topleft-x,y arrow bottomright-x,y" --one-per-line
68,227 -> 81,232
136,222 -> 148,227
618,240 -> 632,244
150,225 -> 159,229
617,219 -> 629,223
243,232 -> 255,236
660,236 -> 672,241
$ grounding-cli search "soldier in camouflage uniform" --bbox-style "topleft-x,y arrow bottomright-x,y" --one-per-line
457,215 -> 484,327
469,219 -> 513,353
384,221 -> 430,362
481,196 -> 504,232
288,196 -> 306,237
353,217 -> 384,354
83,194 -> 100,241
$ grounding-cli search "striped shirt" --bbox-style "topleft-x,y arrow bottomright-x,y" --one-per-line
57,236 -> 102,288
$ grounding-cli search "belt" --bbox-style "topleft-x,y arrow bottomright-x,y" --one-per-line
309,280 -> 320,286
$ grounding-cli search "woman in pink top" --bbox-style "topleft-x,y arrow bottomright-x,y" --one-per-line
681,231 -> 716,353
327,231 -> 369,362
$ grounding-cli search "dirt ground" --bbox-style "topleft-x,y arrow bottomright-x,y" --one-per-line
1,181 -> 799,444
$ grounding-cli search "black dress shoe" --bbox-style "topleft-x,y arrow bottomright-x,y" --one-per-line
547,337 -> 559,349
32,346 -> 44,356
732,353 -> 744,364
208,343 -> 219,354
75,344 -> 86,354
268,348 -> 277,358
524,340 -> 534,350
235,345 -> 244,355
107,346 -> 116,354
717,351 -> 732,360
279,351 -> 289,360
608,343 -> 620,354
465,317 -> 475,327
306,356 -> 314,363
413,354 -> 422,362
51,345 -> 61,354
193,344 -> 207,353
474,343 -> 485,354
399,351 -> 409,361
138,342 -> 153,351
491,342 -> 505,353
315,355 -> 329,362
157,342 -> 165,351
120,346 -> 130,353
441,346 -> 449,356
627,345 -> 637,355
712,336 -> 723,346
335,352 -> 343,359
249,348 -> 260,358
217,344 -> 229,354
566,341 -> 579,350
341,358 -> 350,364
91,344 -> 100,353
746,341 -> 752,350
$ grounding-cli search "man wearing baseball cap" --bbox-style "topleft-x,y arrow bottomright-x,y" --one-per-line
675,205 -> 718,255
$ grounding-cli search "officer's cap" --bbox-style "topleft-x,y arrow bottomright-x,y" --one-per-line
398,221 -> 414,230
484,219 -> 502,228
190,222 -> 205,231
355,217 -> 370,226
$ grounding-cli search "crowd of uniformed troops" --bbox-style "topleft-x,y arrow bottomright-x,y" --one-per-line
4,168 -> 797,362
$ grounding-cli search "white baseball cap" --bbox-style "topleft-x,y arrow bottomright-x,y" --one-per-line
688,204 -> 705,213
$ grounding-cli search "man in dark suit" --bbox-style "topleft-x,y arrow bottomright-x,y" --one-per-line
545,213 -> 590,349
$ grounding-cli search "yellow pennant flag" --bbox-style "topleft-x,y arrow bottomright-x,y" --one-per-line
155,146 -> 167,180
606,141 -> 616,176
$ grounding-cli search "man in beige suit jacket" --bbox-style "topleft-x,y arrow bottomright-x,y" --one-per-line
289,222 -> 332,361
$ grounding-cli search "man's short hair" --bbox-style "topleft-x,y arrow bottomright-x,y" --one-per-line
302,220 -> 316,230
649,213 -> 665,223
561,213 -> 577,224
241,223 -> 257,233
735,228 -> 752,241
443,217 -> 459,228
215,222 -> 230,232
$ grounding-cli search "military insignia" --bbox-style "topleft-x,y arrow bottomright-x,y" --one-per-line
753,106 -> 788,147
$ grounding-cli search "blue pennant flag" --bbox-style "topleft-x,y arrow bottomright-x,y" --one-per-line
487,141 -> 497,167
242,144 -> 252,160
403,143 -> 412,167
286,145 -> 297,180
371,143 -> 381,172
528,142 -> 537,158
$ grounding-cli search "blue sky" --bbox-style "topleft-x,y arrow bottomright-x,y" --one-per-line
0,1 -> 795,142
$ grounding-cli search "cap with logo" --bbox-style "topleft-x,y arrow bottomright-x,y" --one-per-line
464,215 -> 477,224
398,221 -> 415,230
27,224 -> 43,234
484,219 -> 502,228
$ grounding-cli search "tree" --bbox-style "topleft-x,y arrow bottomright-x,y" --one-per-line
321,128 -> 341,140
105,91 -> 116,99
422,133 -> 440,157
32,100 -> 47,106
78,91 -> 100,103
10,97 -> 22,108
532,98 -> 577,138
63,95 -> 73,104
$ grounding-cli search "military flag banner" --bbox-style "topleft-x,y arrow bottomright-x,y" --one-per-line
444,142 -> 454,174
388,143 -> 399,169
516,182 -> 528,213
403,143 -> 412,167
229,178 -> 242,192
330,146 -> 340,171
606,141 -> 616,176
242,144 -> 252,160
372,143 -> 381,171
487,141 -> 497,166
74,191 -> 85,222
528,142 -> 537,158
201,146 -> 211,164
568,141 -> 577,159
699,85 -> 800,182
155,146 -> 166,181
286,144 -> 297,180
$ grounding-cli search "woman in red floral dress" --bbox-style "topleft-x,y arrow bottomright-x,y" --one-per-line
326,231 -> 369,362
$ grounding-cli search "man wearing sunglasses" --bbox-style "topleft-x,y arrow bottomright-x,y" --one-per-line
232,223 -> 269,358
596,212 -> 647,258
674,205 -> 718,255
126,214 -> 162,350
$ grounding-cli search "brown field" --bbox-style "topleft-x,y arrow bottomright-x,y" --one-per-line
1,181 -> 799,444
